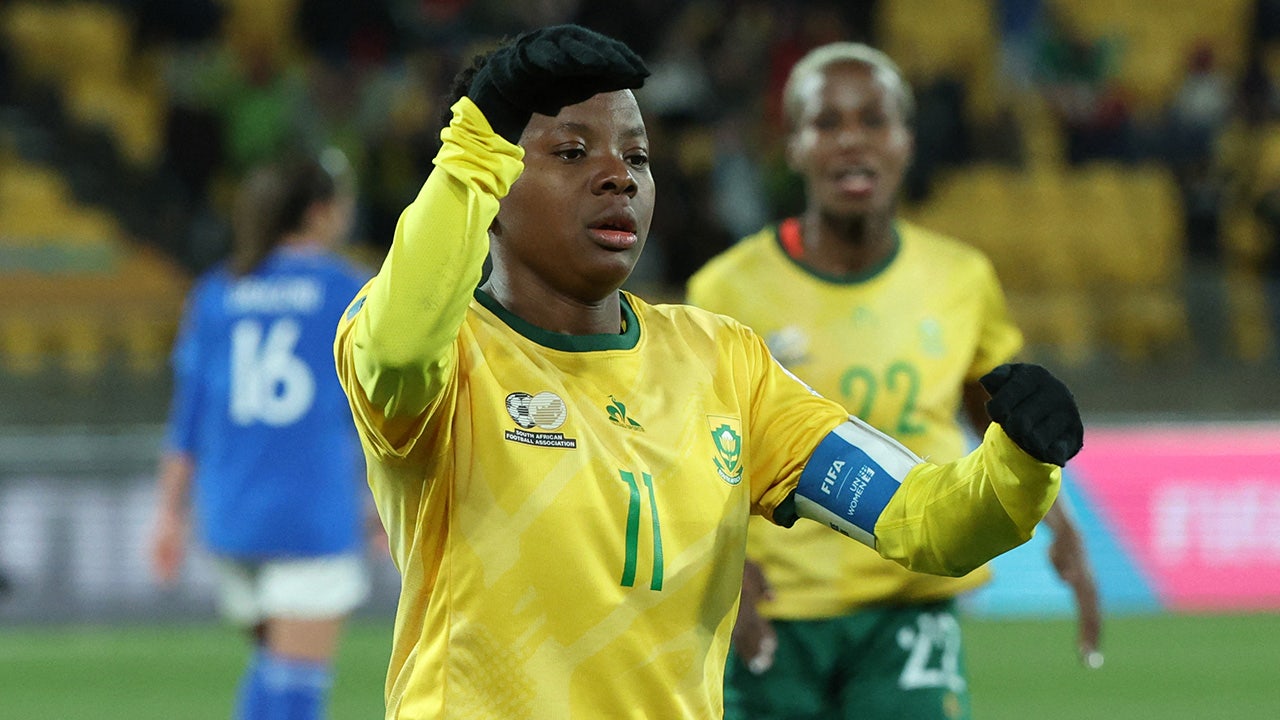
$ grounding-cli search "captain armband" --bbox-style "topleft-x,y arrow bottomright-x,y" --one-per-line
793,417 -> 922,548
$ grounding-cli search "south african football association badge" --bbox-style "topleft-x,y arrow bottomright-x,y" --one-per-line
504,391 -> 577,448
707,416 -> 743,485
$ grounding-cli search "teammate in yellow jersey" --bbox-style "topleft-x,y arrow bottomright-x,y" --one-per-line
688,42 -> 1103,720
334,25 -> 1084,719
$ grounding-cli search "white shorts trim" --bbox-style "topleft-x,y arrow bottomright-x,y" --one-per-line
213,553 -> 371,626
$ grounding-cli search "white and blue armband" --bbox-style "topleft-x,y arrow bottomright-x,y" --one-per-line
791,416 -> 922,548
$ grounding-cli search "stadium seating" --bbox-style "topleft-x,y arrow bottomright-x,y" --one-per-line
2,1 -> 166,169
0,159 -> 188,378
907,159 -> 1193,364
63,76 -> 166,169
1049,0 -> 1252,118
876,0 -> 1002,122
0,0 -> 1272,371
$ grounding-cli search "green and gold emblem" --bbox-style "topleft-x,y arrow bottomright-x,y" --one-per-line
707,416 -> 743,485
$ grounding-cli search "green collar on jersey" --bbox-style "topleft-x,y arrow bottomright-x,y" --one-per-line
474,288 -> 641,352
774,217 -> 902,284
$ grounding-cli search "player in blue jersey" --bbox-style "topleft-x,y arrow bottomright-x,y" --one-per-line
151,152 -> 376,720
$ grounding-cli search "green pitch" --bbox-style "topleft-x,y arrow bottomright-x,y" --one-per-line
2,613 -> 1277,719
964,612 -> 1280,719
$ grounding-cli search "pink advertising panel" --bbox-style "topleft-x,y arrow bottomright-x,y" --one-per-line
1071,424 -> 1280,611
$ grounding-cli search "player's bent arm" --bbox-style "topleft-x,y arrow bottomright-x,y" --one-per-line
342,97 -> 524,419
780,419 -> 1059,577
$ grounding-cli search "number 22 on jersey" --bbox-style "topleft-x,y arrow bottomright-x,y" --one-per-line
840,361 -> 925,436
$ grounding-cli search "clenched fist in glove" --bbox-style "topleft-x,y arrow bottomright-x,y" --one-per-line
468,24 -> 651,143
980,363 -> 1083,467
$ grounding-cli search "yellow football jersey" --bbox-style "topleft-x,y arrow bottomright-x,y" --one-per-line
687,219 -> 1024,617
334,99 -> 851,719
342,285 -> 848,719
336,99 -> 1055,718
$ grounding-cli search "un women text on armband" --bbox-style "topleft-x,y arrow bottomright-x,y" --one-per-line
794,417 -> 922,547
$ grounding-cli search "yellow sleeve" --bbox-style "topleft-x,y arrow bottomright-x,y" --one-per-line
967,253 -> 1024,380
873,422 -> 1060,576
739,326 -> 850,521
334,97 -> 524,456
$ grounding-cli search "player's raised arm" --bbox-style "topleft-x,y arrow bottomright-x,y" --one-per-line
779,362 -> 1083,577
335,26 -> 648,431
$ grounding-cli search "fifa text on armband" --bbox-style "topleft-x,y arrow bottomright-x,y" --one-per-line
820,460 -> 845,494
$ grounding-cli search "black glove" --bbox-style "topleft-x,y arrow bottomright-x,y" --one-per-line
980,363 -> 1083,467
468,24 -> 650,143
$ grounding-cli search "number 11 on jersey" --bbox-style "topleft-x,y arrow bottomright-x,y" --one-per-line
618,469 -> 664,591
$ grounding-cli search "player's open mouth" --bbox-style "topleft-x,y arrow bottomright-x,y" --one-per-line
832,166 -> 876,196
588,215 -> 639,249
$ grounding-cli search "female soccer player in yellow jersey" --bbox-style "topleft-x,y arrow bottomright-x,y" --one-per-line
334,25 -> 1084,719
688,43 -> 1103,720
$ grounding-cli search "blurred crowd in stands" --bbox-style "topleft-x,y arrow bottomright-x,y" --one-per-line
6,0 -> 1280,376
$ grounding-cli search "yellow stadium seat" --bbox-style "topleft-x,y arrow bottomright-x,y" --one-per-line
0,165 -> 77,239
1,2 -> 134,93
0,312 -> 45,376
1221,207 -> 1271,267
64,78 -> 166,168
1,2 -> 67,86
62,208 -> 123,244
1124,164 -> 1186,283
1050,0 -> 1121,37
913,164 -> 1094,363
59,2 -> 133,85
1008,290 -> 1096,367
1062,163 -> 1193,360
0,164 -> 71,209
121,316 -> 178,375
57,314 -> 107,379
1065,163 -> 1141,285
0,156 -> 189,378
1253,122 -> 1280,191
1101,289 -> 1192,362
221,0 -> 301,61
1117,35 -> 1186,116
1223,264 -> 1275,362
876,0 -> 995,84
